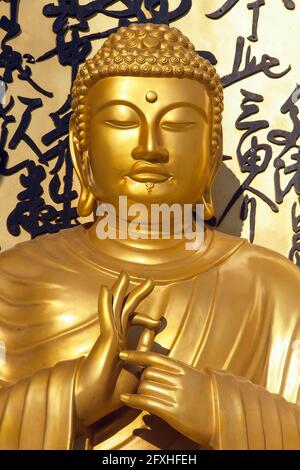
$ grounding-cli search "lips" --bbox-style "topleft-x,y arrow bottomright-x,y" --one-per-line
129,173 -> 170,183
127,163 -> 171,183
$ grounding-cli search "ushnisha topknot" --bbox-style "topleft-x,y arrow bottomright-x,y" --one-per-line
71,23 -> 224,156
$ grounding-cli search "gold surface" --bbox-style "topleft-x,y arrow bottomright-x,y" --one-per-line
0,21 -> 299,450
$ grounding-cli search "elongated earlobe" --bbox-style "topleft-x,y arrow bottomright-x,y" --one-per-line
77,186 -> 96,217
202,136 -> 222,220
69,120 -> 96,218
201,179 -> 215,220
77,151 -> 96,217
202,194 -> 214,220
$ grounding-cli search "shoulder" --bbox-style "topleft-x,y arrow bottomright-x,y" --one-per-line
0,226 -> 91,310
0,225 -> 90,337
0,225 -> 85,279
214,230 -> 300,313
212,231 -> 300,342
236,236 -> 300,282
213,228 -> 299,279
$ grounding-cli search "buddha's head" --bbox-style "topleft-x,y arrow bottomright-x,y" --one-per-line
70,23 -> 223,220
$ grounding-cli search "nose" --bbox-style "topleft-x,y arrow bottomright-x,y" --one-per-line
131,124 -> 169,163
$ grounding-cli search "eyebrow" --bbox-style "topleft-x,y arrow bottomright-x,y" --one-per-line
95,100 -> 140,115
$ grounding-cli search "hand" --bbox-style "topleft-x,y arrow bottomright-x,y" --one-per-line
119,351 -> 214,448
75,272 -> 160,430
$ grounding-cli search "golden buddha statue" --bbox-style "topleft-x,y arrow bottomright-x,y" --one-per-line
0,23 -> 299,451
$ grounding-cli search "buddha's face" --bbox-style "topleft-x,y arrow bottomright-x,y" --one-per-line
85,76 -> 212,207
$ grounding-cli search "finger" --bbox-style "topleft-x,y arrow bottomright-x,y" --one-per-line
120,393 -> 174,416
137,329 -> 155,352
121,278 -> 154,333
98,286 -> 114,333
133,315 -> 161,352
131,313 -> 161,330
119,350 -> 182,373
111,272 -> 129,333
138,380 -> 177,404
142,367 -> 178,387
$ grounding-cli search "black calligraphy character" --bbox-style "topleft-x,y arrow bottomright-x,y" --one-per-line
0,96 -> 53,237
40,95 -> 79,233
247,0 -> 265,42
222,37 -> 291,88
268,85 -> 300,204
218,89 -> 278,241
207,0 -> 295,43
289,200 -> 300,266
0,0 -> 53,97
283,0 -> 295,10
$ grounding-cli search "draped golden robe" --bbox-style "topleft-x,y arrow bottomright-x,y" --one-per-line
0,225 -> 299,450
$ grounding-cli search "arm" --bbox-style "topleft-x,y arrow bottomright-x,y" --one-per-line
208,368 -> 300,450
0,359 -> 80,449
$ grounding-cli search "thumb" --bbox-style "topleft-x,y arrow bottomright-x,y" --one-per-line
98,285 -> 114,335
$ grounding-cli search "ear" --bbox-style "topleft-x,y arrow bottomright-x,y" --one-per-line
202,185 -> 214,220
202,130 -> 223,220
69,117 -> 96,217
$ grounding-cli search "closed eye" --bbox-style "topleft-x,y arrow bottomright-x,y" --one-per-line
161,121 -> 196,131
104,120 -> 139,129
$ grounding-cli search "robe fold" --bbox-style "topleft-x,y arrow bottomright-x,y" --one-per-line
0,225 -> 299,449
0,359 -> 79,449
